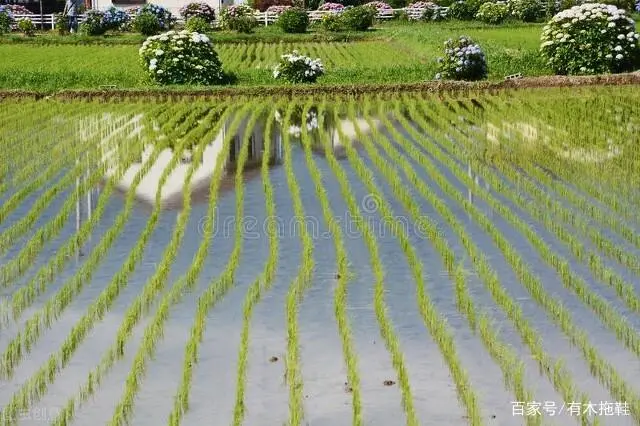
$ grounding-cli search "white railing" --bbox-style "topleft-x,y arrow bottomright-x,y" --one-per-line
10,7 -> 447,30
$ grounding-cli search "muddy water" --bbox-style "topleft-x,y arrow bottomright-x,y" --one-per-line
0,113 -> 639,426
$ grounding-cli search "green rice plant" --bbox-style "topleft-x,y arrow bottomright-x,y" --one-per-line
109,102 -> 262,426
0,103 -> 177,330
51,102 -> 240,426
298,99 -> 362,426
361,97 -> 542,425
317,101 -> 420,426
231,102 -> 282,426
281,100 -> 316,426
0,104 -> 143,258
343,99 -> 481,425
0,124 -> 152,424
405,95 -> 640,424
0,103 -> 215,381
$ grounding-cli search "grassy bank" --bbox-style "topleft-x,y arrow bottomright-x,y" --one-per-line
0,21 -> 552,91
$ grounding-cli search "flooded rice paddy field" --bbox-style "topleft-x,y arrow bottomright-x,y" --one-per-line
0,86 -> 639,426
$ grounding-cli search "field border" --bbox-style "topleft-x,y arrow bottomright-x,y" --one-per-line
1,73 -> 640,101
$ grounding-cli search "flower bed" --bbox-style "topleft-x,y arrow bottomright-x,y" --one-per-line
139,30 -> 224,85
540,3 -> 640,74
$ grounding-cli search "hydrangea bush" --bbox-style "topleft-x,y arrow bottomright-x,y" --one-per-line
364,1 -> 392,12
6,5 -> 32,14
18,17 -> 35,35
220,5 -> 257,31
103,7 -> 130,31
180,2 -> 216,23
80,10 -> 108,35
0,6 -> 14,34
139,30 -> 224,85
318,2 -> 345,11
273,50 -> 324,83
540,3 -> 640,74
507,0 -> 545,21
448,0 -> 484,20
134,4 -> 175,31
475,1 -> 509,23
266,5 -> 293,14
435,36 -> 488,80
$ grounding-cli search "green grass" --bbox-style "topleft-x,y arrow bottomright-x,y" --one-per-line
0,21 -> 555,91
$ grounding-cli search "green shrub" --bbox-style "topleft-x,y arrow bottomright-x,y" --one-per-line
507,0 -> 544,21
277,7 -> 309,33
394,9 -> 410,20
220,5 -> 258,32
475,1 -> 509,23
540,3 -> 640,75
448,0 -> 484,19
18,18 -> 36,36
185,16 -> 211,32
320,13 -> 346,31
340,5 -> 376,30
54,13 -> 68,35
0,7 -> 13,34
133,12 -> 162,35
230,15 -> 258,32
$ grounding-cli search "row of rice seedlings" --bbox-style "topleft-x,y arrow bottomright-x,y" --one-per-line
231,103 -> 282,426
363,97 -> 540,426
0,102 -> 87,190
0,127 -> 151,426
298,100 -> 362,425
281,101 -> 316,426
51,102 -> 240,426
0,104 -> 214,382
342,101 -> 482,425
316,100 -> 420,426
109,103 -> 261,426
0,106 -> 169,331
392,97 -> 599,426
505,89 -> 640,213
0,104 -> 145,292
474,95 -> 640,250
443,100 -> 640,304
407,96 -> 640,424
434,97 -> 640,359
0,106 -> 95,225
164,103 -> 257,426
0,104 -> 140,257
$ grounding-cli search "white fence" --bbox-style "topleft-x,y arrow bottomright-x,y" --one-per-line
11,7 -> 444,29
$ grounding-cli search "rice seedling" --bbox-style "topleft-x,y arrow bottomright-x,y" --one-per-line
231,102 -> 281,426
404,95 -> 640,424
298,99 -> 362,426
51,101 -> 241,426
342,99 -> 482,425
109,102 -> 263,426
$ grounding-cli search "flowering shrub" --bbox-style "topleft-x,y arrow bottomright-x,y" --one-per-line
507,0 -> 544,21
54,13 -> 67,35
6,5 -> 32,14
102,7 -> 130,31
318,2 -> 345,11
475,1 -> 509,23
80,10 -> 108,35
277,7 -> 309,33
266,5 -> 292,13
340,5 -> 376,29
273,50 -> 324,83
220,5 -> 257,32
320,13 -> 345,30
0,6 -> 14,34
133,4 -> 175,32
435,36 -> 487,80
18,18 -> 35,35
180,2 -> 216,23
540,3 -> 640,74
139,30 -> 224,85
364,1 -> 392,12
